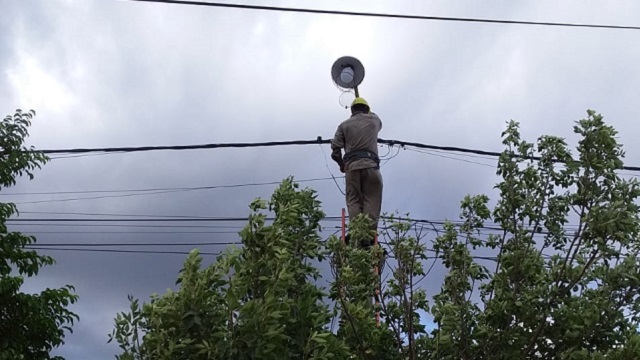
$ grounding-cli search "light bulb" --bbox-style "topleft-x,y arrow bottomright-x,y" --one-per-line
340,67 -> 355,84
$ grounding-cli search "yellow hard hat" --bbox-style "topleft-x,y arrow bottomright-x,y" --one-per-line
351,97 -> 369,108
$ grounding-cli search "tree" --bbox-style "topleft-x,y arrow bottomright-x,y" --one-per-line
110,178 -> 350,359
0,110 -> 79,360
426,110 -> 640,359
110,110 -> 640,359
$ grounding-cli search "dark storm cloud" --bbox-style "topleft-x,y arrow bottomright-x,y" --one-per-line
4,0 -> 640,358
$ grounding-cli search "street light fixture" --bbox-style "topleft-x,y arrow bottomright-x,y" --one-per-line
331,56 -> 365,98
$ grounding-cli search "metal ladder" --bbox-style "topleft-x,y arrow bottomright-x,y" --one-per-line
341,208 -> 381,326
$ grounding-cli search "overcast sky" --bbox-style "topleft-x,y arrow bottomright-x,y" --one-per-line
2,0 -> 640,358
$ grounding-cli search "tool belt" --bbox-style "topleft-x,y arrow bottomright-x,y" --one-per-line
343,150 -> 380,168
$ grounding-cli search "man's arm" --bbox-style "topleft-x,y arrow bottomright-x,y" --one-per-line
330,124 -> 345,172
371,112 -> 382,131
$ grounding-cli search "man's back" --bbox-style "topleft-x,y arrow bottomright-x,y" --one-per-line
330,98 -> 384,235
332,112 -> 383,171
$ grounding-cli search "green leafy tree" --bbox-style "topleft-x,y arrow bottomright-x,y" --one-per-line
426,110 -> 640,359
109,178 -> 350,359
327,215 -> 399,359
0,110 -> 79,360
111,110 -> 640,359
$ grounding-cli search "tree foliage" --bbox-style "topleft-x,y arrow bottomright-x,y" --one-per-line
0,110 -> 79,360
110,178 -> 349,359
110,110 -> 640,359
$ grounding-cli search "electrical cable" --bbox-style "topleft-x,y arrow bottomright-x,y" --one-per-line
5,216 -> 342,222
26,247 -> 223,256
338,89 -> 356,109
7,217 -> 252,222
16,210 -> 234,218
20,245 -> 522,262
5,178 -> 342,205
49,152 -> 114,160
26,137 -> 640,172
380,146 -> 401,168
20,230 -> 242,234
11,189 -> 207,205
424,148 -> 498,162
9,222 -> 578,242
37,139 -> 329,155
10,224 -> 340,232
124,0 -> 640,31
407,148 -> 496,168
29,241 -> 241,247
21,224 -> 604,262
2,215 -> 577,236
6,223 -> 247,229
3,215 -> 541,227
318,143 -> 346,196
378,145 -> 393,159
5,215 -> 582,232
36,244 -> 633,265
0,177 -> 337,196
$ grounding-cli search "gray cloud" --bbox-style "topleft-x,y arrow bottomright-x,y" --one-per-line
3,0 -> 640,358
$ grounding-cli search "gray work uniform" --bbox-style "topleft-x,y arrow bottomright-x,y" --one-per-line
331,112 -> 383,232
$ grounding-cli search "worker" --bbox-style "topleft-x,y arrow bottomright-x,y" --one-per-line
330,97 -> 383,247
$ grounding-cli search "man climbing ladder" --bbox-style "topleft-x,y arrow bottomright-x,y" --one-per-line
331,97 -> 383,246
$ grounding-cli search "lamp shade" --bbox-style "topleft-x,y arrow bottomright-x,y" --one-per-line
331,56 -> 365,89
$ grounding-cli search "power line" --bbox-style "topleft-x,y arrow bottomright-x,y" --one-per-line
27,137 -> 640,172
5,215 -> 580,234
4,216 -> 530,228
380,146 -> 401,168
49,152 -> 115,160
406,148 -> 496,168
7,217 -> 252,222
38,139 -> 331,155
427,148 -> 498,162
8,137 -> 516,158
24,231 -> 241,234
6,223 -> 248,229
11,210 -> 339,221
5,220 -> 341,231
5,216 -> 342,222
21,245 -> 511,263
396,141 -> 640,172
0,177 -> 339,197
16,210 -> 225,218
30,241 -> 240,247
5,214 -> 579,228
318,143 -> 345,195
27,247 -> 223,256
31,245 -> 634,265
7,178 -> 343,205
125,0 -> 640,31
11,189 -> 203,204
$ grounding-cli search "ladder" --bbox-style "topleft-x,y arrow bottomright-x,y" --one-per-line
341,208 -> 381,326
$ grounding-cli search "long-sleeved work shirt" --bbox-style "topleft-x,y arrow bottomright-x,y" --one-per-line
330,112 -> 383,172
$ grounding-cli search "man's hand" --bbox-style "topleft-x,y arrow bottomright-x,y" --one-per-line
331,146 -> 346,173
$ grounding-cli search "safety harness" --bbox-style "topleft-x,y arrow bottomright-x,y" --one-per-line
343,150 -> 380,169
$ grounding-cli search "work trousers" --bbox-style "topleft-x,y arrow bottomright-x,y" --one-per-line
345,167 -> 383,232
